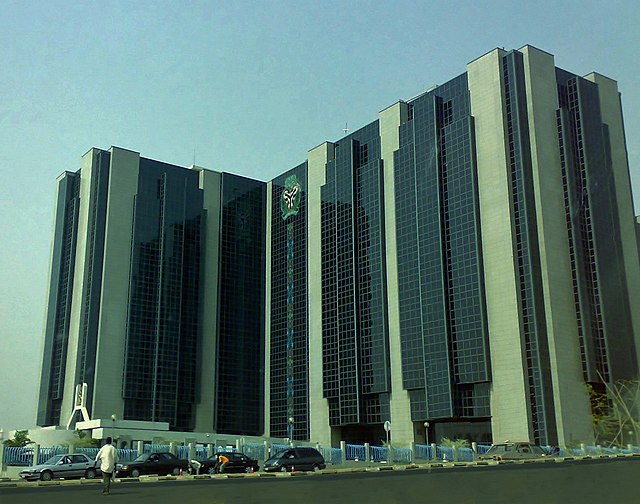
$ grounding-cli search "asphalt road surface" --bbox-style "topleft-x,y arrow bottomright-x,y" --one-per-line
1,457 -> 638,504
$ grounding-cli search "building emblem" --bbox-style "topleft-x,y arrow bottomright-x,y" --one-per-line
280,175 -> 301,220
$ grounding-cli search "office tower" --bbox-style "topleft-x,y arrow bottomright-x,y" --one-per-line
37,45 -> 640,447
268,45 -> 640,447
37,147 -> 266,434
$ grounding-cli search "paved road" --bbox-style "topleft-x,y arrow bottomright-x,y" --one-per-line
1,457 -> 638,504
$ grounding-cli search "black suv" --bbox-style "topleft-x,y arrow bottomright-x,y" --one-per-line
264,447 -> 326,472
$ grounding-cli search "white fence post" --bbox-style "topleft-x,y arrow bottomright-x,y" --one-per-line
364,443 -> 370,463
340,441 -> 346,466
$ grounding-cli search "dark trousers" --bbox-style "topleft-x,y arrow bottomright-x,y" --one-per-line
102,471 -> 112,494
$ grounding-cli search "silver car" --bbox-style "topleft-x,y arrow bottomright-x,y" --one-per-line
478,442 -> 547,461
19,453 -> 100,481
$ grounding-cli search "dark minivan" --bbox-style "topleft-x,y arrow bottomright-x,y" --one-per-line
263,447 -> 326,472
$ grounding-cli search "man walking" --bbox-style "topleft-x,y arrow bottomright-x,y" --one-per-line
95,437 -> 118,495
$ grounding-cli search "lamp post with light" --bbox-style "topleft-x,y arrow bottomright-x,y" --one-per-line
288,417 -> 294,442
111,414 -> 117,443
423,421 -> 430,446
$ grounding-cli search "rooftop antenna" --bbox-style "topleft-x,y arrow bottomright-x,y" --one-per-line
343,122 -> 349,135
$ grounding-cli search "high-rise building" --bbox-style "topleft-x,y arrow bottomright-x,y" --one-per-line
267,45 -> 640,447
37,147 -> 266,435
37,45 -> 640,448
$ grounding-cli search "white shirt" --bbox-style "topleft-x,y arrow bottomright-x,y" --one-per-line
95,444 -> 119,473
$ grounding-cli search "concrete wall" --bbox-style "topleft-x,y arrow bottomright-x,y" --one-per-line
307,142 -> 333,446
468,49 -> 531,442
263,181 -> 273,437
520,46 -> 593,444
91,147 -> 140,421
194,167 -> 222,433
379,101 -> 414,446
59,149 -> 99,426
584,72 -> 640,374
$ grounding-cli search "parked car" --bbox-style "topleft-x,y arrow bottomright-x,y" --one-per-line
19,453 -> 101,481
116,452 -> 190,477
263,447 -> 326,472
190,451 -> 260,474
478,441 -> 547,461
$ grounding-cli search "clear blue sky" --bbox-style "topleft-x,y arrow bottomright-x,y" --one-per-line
1,0 -> 639,433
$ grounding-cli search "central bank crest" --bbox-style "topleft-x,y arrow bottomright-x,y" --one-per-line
280,175 -> 302,220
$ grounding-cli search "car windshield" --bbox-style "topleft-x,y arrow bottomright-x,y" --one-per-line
43,455 -> 64,465
266,451 -> 286,462
486,444 -> 512,454
133,454 -> 148,462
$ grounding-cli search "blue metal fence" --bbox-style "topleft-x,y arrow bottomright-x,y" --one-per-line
117,448 -> 138,462
144,444 -> 171,454
476,444 -> 491,456
391,447 -> 412,463
270,443 -> 290,457
176,445 -> 190,460
414,444 -> 432,460
345,444 -> 366,461
77,447 -> 100,460
319,447 -> 342,465
436,445 -> 455,461
242,442 -> 265,461
3,446 -> 37,466
457,447 -> 475,462
37,446 -> 69,464
6,441 -> 639,470
370,445 -> 388,461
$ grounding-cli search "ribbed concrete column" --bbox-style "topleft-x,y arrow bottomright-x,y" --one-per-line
92,147 -> 139,420
194,168 -> 222,432
307,142 -> 334,446
379,101 -> 414,446
468,48 -> 530,442
520,45 -> 593,445
584,72 -> 640,371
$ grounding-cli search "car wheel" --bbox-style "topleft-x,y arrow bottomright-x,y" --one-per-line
171,467 -> 180,476
131,468 -> 141,478
84,468 -> 97,479
207,466 -> 216,475
40,471 -> 53,482
312,465 -> 320,472
280,465 -> 288,473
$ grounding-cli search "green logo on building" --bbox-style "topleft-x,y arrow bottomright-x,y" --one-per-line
280,175 -> 301,220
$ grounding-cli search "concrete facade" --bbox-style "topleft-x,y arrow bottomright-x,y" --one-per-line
306,142 -> 333,447
519,46 -> 593,445
37,46 -> 640,450
468,48 -> 531,443
379,101 -> 414,446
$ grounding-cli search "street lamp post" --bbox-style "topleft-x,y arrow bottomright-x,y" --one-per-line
111,414 -> 117,443
423,421 -> 430,446
288,417 -> 294,442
